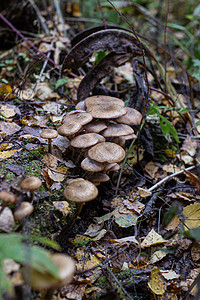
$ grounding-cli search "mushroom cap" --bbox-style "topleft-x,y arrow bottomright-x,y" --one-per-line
40,129 -> 58,140
115,107 -> 142,125
104,163 -> 120,173
23,254 -> 75,290
14,202 -> 34,220
102,124 -> 134,137
0,191 -> 16,203
89,133 -> 105,143
21,176 -> 42,191
70,133 -> 99,148
66,178 -> 84,185
81,157 -> 105,172
87,103 -> 126,119
85,95 -> 125,107
63,112 -> 93,126
75,101 -> 86,110
88,142 -> 125,163
90,173 -> 110,184
64,179 -> 98,203
58,122 -> 82,137
83,121 -> 107,133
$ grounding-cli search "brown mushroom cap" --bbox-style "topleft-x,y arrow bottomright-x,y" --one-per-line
58,122 -> 82,137
23,253 -> 75,290
75,101 -> 86,110
102,124 -> 134,137
115,107 -> 142,125
89,133 -> 105,143
83,121 -> 107,133
70,133 -> 99,148
90,173 -> 110,184
64,179 -> 98,203
104,163 -> 120,173
21,176 -> 42,192
66,178 -> 84,185
81,157 -> 105,172
88,142 -> 125,163
87,104 -> 126,119
63,112 -> 93,126
0,191 -> 16,203
14,202 -> 34,220
117,133 -> 137,146
85,95 -> 125,107
40,129 -> 58,140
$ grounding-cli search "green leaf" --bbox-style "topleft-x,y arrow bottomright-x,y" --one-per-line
160,116 -> 180,143
189,227 -> 200,241
55,78 -> 68,89
31,235 -> 61,251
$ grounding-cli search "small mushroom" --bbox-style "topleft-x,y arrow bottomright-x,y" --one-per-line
75,101 -> 86,110
81,157 -> 105,172
58,179 -> 98,241
23,253 -> 75,290
40,129 -> 58,153
14,202 -> 34,220
88,142 -> 125,164
0,190 -> 16,214
83,121 -> 107,133
102,124 -> 134,138
70,133 -> 99,149
89,173 -> 110,186
58,122 -> 82,138
86,103 -> 126,119
63,112 -> 93,126
20,176 -> 42,201
104,163 -> 120,173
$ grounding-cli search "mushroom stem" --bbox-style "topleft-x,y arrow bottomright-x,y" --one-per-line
57,203 -> 84,243
48,139 -> 52,154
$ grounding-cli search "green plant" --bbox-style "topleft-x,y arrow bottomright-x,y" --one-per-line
0,233 -> 59,299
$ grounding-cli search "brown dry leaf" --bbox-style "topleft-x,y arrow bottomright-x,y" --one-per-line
174,192 -> 195,202
163,164 -> 183,174
0,121 -> 21,136
111,236 -> 139,245
180,268 -> 200,296
42,153 -> 57,169
141,229 -> 167,248
144,161 -> 159,178
53,201 -> 70,217
123,198 -> 145,214
137,187 -> 152,198
0,148 -> 22,160
84,223 -> 104,238
165,215 -> 180,231
47,167 -> 68,182
179,151 -> 194,164
0,207 -> 15,232
191,241 -> 200,262
150,249 -> 168,264
92,229 -> 107,241
0,142 -> 13,150
183,202 -> 200,230
126,146 -> 144,165
13,87 -> 35,100
0,83 -> 14,99
148,267 -> 167,295
21,115 -> 49,127
181,136 -> 197,157
35,82 -> 60,100
111,196 -> 123,208
42,101 -> 63,115
61,283 -> 87,300
76,253 -> 101,272
185,170 -> 200,188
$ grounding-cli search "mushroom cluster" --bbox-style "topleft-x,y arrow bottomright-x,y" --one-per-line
58,95 -> 142,185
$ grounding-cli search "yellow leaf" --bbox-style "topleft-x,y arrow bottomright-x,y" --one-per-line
141,229 -> 167,248
48,167 -> 68,182
137,187 -> 152,198
42,153 -> 57,169
150,250 -> 167,264
0,83 -> 14,99
0,148 -> 22,160
183,203 -> 200,230
164,149 -> 176,158
53,201 -> 70,217
0,105 -> 15,118
148,267 -> 166,295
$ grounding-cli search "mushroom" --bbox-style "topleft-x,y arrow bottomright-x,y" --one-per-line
83,121 -> 107,133
63,112 -> 93,126
40,129 -> 58,153
89,173 -> 110,186
85,95 -> 125,108
23,253 -> 75,291
0,190 -> 16,214
57,179 -> 98,241
57,122 -> 82,138
81,157 -> 105,172
20,176 -> 42,201
117,133 -> 137,146
88,142 -> 125,164
102,124 -> 134,138
75,100 -> 86,110
70,133 -> 99,149
104,163 -> 120,173
14,202 -> 34,220
115,107 -> 142,125
86,103 -> 127,119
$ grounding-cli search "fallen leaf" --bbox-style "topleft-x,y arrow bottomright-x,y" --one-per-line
111,236 -> 139,245
0,148 -> 22,160
165,215 -> 180,231
123,199 -> 145,214
0,207 -> 15,232
0,105 -> 15,118
163,164 -> 183,173
144,161 -> 159,178
148,267 -> 166,295
181,136 -> 197,157
160,270 -> 180,280
150,249 -> 168,264
185,170 -> 200,188
69,235 -> 91,247
0,121 -> 21,136
137,187 -> 152,198
53,201 -> 71,217
183,202 -> 200,230
141,229 -> 167,248
115,213 -> 139,228
21,115 -> 49,127
47,167 -> 68,182
191,241 -> 200,262
84,223 -> 104,237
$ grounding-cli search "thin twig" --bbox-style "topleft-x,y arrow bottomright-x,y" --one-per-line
164,0 -> 170,93
97,0 -> 107,29
148,163 -> 200,192
54,0 -> 67,37
28,0 -> 50,35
